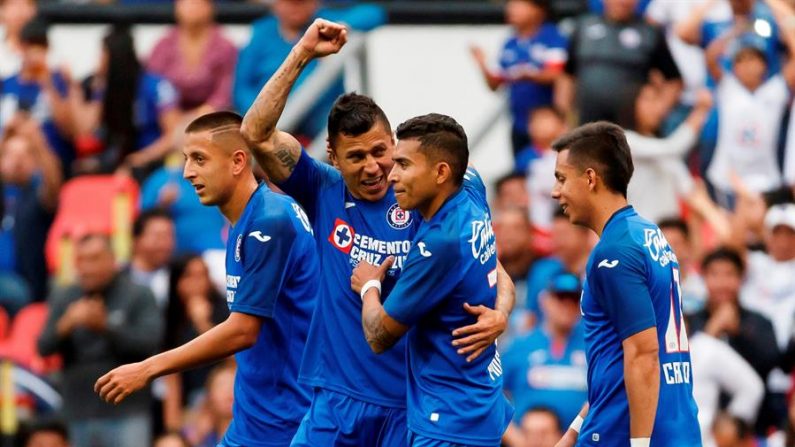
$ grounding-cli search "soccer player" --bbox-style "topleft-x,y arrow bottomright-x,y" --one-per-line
351,113 -> 514,447
240,19 -> 514,446
549,122 -> 701,447
94,111 -> 319,447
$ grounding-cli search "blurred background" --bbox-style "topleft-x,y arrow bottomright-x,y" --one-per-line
3,0 -> 795,446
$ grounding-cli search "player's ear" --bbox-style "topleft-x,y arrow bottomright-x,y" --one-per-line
435,161 -> 451,185
585,167 -> 597,191
232,149 -> 249,176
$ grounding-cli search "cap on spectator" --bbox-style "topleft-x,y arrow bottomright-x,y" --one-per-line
19,18 -> 48,47
764,203 -> 795,231
547,272 -> 581,297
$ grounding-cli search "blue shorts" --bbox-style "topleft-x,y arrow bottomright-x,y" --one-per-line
290,388 -> 407,447
408,432 -> 497,447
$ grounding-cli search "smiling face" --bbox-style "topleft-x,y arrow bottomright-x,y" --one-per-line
551,149 -> 594,227
182,130 -> 240,207
388,138 -> 439,212
329,122 -> 394,202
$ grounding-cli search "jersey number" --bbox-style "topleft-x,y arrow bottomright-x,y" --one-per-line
664,268 -> 690,353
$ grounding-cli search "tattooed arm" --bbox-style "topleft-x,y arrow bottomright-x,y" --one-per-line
240,19 -> 348,183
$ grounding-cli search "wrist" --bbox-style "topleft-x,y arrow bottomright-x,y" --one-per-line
360,279 -> 382,301
569,415 -> 584,434
630,438 -> 651,447
292,44 -> 314,63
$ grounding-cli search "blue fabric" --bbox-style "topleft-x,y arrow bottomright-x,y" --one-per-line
276,150 -> 417,410
222,183 -> 318,446
525,257 -> 566,318
0,73 -> 73,166
577,206 -> 701,446
0,186 -> 19,272
234,5 -> 386,137
407,432 -> 489,447
499,23 -> 567,136
141,167 -> 226,253
502,325 -> 588,425
290,388 -> 408,447
383,168 -> 513,446
134,73 -> 177,150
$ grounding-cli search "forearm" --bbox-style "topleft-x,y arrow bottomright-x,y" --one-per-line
561,402 -> 589,442
361,290 -> 401,354
675,0 -> 713,45
142,318 -> 255,380
518,68 -> 561,85
554,75 -> 576,115
624,351 -> 660,438
494,262 -> 515,317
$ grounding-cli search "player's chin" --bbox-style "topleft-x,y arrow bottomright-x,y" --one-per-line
393,191 -> 413,210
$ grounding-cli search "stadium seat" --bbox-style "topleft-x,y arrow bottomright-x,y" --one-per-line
45,175 -> 140,283
0,303 -> 61,375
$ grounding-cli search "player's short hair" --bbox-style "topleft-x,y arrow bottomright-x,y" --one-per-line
701,247 -> 745,276
733,45 -> 767,67
658,217 -> 689,239
133,208 -> 173,239
76,233 -> 113,253
19,18 -> 48,47
494,172 -> 526,195
327,93 -> 392,149
552,121 -> 634,197
18,418 -> 69,447
396,113 -> 469,186
522,406 -> 562,430
185,111 -> 243,134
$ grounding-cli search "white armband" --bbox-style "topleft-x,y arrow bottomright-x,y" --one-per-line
360,280 -> 382,301
569,415 -> 584,433
630,438 -> 650,447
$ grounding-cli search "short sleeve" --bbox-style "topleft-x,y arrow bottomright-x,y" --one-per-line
231,213 -> 297,318
542,28 -> 568,70
463,167 -> 488,205
276,149 -> 342,223
383,232 -> 461,326
589,243 -> 656,340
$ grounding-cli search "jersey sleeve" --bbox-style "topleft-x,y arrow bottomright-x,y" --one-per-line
463,167 -> 488,206
383,231 -> 462,326
588,243 -> 656,341
231,212 -> 297,318
153,76 -> 179,114
276,149 -> 342,223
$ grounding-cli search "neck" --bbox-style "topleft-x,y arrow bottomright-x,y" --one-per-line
605,13 -> 633,23
515,21 -> 541,38
590,195 -> 629,237
545,321 -> 572,341
279,23 -> 303,42
419,183 -> 459,221
216,417 -> 232,438
181,23 -> 210,40
131,256 -> 157,273
220,174 -> 258,225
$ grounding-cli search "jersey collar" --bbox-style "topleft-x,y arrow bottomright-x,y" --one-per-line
602,205 -> 635,234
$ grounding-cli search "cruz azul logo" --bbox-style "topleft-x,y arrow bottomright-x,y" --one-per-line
469,214 -> 497,265
643,228 -> 677,267
386,203 -> 412,230
329,218 -> 356,254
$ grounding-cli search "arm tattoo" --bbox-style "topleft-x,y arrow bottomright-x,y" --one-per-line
363,310 -> 401,353
275,147 -> 297,173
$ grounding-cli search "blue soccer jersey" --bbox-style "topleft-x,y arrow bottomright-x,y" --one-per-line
578,206 -> 701,447
277,150 -> 417,408
222,183 -> 319,447
383,168 -> 513,446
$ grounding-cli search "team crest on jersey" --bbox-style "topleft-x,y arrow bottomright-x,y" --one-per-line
328,218 -> 355,254
386,203 -> 411,230
234,234 -> 243,262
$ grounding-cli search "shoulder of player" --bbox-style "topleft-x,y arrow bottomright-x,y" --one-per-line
248,193 -> 300,233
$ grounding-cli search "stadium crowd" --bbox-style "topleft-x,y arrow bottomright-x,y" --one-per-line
2,0 -> 795,446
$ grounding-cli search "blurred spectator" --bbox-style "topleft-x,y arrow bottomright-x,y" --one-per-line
495,206 -> 534,284
645,0 -> 712,135
705,35 -> 795,204
160,254 -> 228,432
140,158 -> 227,254
0,115 -> 61,311
494,172 -> 530,212
0,19 -> 75,173
183,362 -> 234,447
625,86 -> 719,224
557,0 -> 682,126
504,407 -> 563,447
501,273 -> 587,428
659,217 -> 708,315
525,107 -> 567,231
690,331 -> 765,447
0,0 -> 37,79
37,234 -> 163,447
525,209 -> 593,324
18,419 -> 70,447
125,208 -> 175,308
712,412 -> 757,447
233,0 -> 385,140
471,0 -> 567,156
153,432 -> 190,447
72,26 -> 180,174
147,0 -> 237,113
688,247 -> 782,435
588,0 -> 651,15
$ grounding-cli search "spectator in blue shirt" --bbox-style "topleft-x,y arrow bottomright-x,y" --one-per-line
471,0 -> 567,156
233,0 -> 385,140
502,272 -> 587,439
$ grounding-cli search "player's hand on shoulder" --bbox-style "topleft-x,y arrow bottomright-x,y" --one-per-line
94,361 -> 153,405
297,19 -> 348,59
350,256 -> 394,294
451,303 -> 507,362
